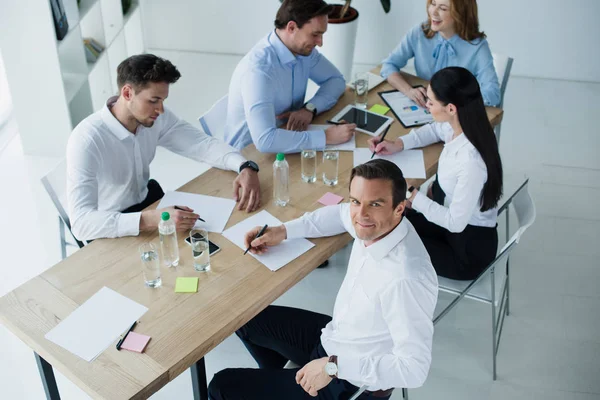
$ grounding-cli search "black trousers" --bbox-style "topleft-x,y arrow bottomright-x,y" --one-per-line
208,305 -> 391,400
122,179 -> 165,213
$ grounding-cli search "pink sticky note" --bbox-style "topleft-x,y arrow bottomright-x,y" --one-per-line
121,332 -> 151,353
318,192 -> 344,206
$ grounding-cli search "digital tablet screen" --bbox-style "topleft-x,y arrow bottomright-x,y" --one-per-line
338,107 -> 389,134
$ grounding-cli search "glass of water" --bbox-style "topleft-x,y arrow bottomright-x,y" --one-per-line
190,229 -> 211,272
354,72 -> 369,109
139,242 -> 161,288
322,150 -> 339,186
301,149 -> 317,183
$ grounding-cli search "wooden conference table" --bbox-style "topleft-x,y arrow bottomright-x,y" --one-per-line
0,71 -> 503,400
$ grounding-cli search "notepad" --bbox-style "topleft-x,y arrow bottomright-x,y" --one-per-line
45,287 -> 148,362
369,104 -> 390,115
222,210 -> 315,272
353,148 -> 426,179
318,192 -> 344,206
157,191 -> 236,233
121,332 -> 151,353
175,277 -> 199,293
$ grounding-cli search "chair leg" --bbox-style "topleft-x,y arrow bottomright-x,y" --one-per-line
58,216 -> 67,260
402,387 -> 408,399
491,268 -> 497,380
505,257 -> 510,316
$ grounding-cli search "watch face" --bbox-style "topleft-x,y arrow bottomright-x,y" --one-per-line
325,362 -> 338,375
305,103 -> 316,112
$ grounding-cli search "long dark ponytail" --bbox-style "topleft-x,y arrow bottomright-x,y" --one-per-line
430,67 -> 503,211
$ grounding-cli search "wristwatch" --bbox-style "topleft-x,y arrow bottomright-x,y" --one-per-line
304,102 -> 317,117
239,160 -> 259,174
324,355 -> 338,378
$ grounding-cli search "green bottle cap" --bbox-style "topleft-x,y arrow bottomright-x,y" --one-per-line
276,153 -> 285,161
161,212 -> 170,221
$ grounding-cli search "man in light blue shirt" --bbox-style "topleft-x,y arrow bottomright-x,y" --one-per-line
225,0 -> 356,153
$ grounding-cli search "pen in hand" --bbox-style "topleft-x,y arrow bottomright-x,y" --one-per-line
244,224 -> 268,255
326,120 -> 347,125
116,321 -> 137,350
371,124 -> 392,159
174,206 -> 206,223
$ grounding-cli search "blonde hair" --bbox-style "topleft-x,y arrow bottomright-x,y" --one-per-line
421,0 -> 486,42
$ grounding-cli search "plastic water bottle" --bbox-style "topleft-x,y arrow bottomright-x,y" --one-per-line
273,153 -> 290,206
159,211 -> 179,267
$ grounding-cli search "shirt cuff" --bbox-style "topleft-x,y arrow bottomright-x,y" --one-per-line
309,130 -> 327,150
399,130 -> 418,150
283,218 -> 307,240
225,152 -> 247,173
336,355 -> 366,385
411,190 -> 431,213
117,212 -> 142,237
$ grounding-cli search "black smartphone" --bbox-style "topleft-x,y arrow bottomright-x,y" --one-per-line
185,233 -> 221,256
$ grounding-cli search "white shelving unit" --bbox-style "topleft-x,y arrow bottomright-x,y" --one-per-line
0,0 -> 146,157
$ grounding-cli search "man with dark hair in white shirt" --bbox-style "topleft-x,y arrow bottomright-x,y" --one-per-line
66,54 -> 261,242
208,159 -> 438,400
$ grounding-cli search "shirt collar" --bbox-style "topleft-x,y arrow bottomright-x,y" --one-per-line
101,96 -> 135,141
363,218 -> 410,262
444,132 -> 471,155
269,30 -> 297,66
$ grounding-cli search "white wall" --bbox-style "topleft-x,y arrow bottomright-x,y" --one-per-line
142,0 -> 600,82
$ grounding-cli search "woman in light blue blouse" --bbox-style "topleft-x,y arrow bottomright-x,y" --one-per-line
381,0 -> 500,107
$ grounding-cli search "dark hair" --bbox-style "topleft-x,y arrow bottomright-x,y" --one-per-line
350,159 -> 407,208
430,67 -> 503,211
116,54 -> 181,91
275,0 -> 332,29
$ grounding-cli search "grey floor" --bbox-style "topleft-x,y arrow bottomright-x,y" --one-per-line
0,50 -> 599,399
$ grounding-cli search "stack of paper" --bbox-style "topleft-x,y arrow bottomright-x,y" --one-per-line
157,191 -> 236,233
222,210 -> 315,272
353,148 -> 426,179
45,287 -> 148,362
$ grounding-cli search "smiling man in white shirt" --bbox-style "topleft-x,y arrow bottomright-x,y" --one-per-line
66,54 -> 261,242
208,159 -> 438,400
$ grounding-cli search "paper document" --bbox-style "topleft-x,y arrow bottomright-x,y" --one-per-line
353,148 -> 426,179
346,71 -> 385,91
308,125 -> 356,151
45,287 -> 148,362
379,90 -> 434,127
157,191 -> 236,233
222,210 -> 315,272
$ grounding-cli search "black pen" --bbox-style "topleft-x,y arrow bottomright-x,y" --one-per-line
116,321 -> 137,350
174,205 -> 206,222
244,224 -> 268,255
371,124 -> 392,159
326,120 -> 345,125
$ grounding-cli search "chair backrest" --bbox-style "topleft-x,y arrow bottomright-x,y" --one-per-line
198,95 -> 228,140
492,53 -> 514,109
40,159 -> 72,230
498,179 -> 536,253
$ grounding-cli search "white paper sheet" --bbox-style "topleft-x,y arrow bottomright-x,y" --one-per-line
157,191 -> 236,233
222,210 -> 315,272
45,287 -> 148,362
346,71 -> 386,91
308,125 -> 356,151
353,148 -> 426,179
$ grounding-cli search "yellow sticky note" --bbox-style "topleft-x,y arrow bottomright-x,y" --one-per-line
175,277 -> 199,293
369,104 -> 390,115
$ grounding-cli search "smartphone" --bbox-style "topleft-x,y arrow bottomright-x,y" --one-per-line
185,233 -> 221,256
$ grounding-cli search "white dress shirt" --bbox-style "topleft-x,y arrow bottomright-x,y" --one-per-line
402,122 -> 498,232
284,204 -> 438,390
66,97 -> 247,241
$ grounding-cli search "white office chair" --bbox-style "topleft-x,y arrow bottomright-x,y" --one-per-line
433,179 -> 536,380
198,95 -> 228,140
40,159 -> 86,259
492,53 -> 514,143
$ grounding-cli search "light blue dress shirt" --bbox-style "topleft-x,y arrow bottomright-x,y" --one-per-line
381,24 -> 501,107
224,31 -> 346,153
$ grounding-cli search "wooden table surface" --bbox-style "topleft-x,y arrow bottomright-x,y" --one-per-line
0,71 -> 503,399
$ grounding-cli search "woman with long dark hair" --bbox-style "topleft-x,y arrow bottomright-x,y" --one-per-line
368,66 -> 503,280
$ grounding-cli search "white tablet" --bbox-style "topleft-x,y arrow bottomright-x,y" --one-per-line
331,104 -> 394,137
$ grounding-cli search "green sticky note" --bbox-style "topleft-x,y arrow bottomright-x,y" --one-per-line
175,277 -> 199,293
369,104 -> 390,115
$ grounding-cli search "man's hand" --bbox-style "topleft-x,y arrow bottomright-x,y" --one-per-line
277,109 -> 314,132
295,357 -> 332,397
243,225 -> 287,255
325,123 -> 356,145
140,206 -> 199,232
367,136 -> 404,156
233,169 -> 261,212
